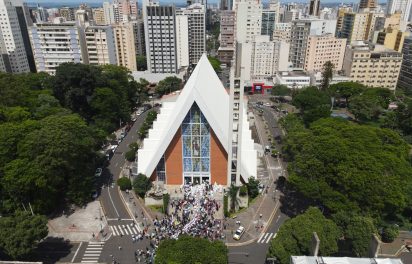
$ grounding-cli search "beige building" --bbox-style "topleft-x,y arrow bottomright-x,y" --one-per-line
343,41 -> 402,90
84,26 -> 117,66
304,34 -> 347,72
339,12 -> 384,43
272,22 -> 291,43
376,28 -> 408,52
113,22 -> 137,71
336,6 -> 352,35
218,10 -> 235,65
92,8 -> 106,25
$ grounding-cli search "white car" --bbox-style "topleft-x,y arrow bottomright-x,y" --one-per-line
233,226 -> 245,240
95,168 -> 102,178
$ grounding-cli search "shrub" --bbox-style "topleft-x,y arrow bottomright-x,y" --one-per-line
223,195 -> 229,217
117,177 -> 132,191
247,177 -> 260,199
239,185 -> 248,197
133,173 -> 152,198
381,226 -> 399,243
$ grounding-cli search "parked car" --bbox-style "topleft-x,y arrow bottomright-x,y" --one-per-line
233,226 -> 245,240
95,168 -> 102,178
91,190 -> 98,199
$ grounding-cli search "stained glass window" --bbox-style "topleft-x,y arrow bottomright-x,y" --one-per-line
182,103 -> 211,183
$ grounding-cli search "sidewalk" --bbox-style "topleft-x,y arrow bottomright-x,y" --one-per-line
224,107 -> 284,246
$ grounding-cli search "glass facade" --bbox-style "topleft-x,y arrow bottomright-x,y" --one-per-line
182,103 -> 210,184
156,155 -> 166,182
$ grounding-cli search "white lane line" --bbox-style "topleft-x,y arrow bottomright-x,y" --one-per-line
132,226 -> 138,234
110,225 -> 116,236
259,233 -> 269,243
127,224 -> 134,234
107,187 -> 120,217
81,261 -> 98,263
118,226 -> 124,236
89,241 -> 105,244
122,225 -> 129,235
257,233 -> 265,243
113,225 -> 119,236
265,233 -> 274,243
273,233 -> 277,239
71,242 -> 82,262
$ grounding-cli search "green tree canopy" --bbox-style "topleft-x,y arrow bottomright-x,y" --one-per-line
133,173 -> 152,198
285,118 -> 412,218
320,61 -> 334,91
268,207 -> 341,264
207,56 -> 221,73
155,235 -> 227,264
155,76 -> 182,96
292,86 -> 331,125
271,85 -> 290,96
136,55 -> 147,71
0,211 -> 48,259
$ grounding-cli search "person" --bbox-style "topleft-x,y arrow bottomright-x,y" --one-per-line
118,245 -> 122,250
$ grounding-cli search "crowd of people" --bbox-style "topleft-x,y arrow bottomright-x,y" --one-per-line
129,182 -> 224,263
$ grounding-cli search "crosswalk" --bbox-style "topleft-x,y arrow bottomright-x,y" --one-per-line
257,232 -> 277,244
81,241 -> 105,263
110,224 -> 141,236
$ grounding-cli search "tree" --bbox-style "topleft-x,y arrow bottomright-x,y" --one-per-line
228,184 -> 240,212
285,118 -> 412,218
292,86 -> 331,125
381,226 -> 399,243
155,235 -> 227,264
271,85 -> 290,96
348,88 -> 393,122
268,207 -> 341,264
133,173 -> 152,198
125,142 -> 139,162
207,56 -> 221,73
117,177 -> 132,191
320,61 -> 334,91
1,114 -> 99,213
136,55 -> 147,71
328,82 -> 365,106
247,177 -> 260,199
333,211 -> 377,257
0,211 -> 48,259
155,76 -> 182,96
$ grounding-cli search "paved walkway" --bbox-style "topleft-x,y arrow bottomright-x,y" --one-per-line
224,105 -> 284,246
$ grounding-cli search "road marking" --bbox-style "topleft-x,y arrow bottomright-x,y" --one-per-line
107,187 -> 120,217
257,233 -> 265,243
71,242 -> 82,262
265,233 -> 274,243
80,241 -> 105,263
127,224 -> 133,234
122,225 -> 129,235
275,215 -> 281,223
118,226 -> 124,235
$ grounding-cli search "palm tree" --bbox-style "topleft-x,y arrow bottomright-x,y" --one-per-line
228,184 -> 240,213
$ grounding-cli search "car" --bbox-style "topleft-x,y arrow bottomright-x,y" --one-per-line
233,226 -> 245,240
91,190 -> 98,199
95,168 -> 102,177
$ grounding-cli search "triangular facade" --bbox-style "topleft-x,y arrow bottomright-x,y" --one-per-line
137,54 -> 256,185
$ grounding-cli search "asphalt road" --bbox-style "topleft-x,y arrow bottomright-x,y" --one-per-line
99,110 -> 149,220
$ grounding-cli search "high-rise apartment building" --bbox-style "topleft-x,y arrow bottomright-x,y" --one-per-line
143,1 -> 177,73
359,0 -> 378,9
272,22 -> 291,42
339,12 -> 384,43
131,19 -> 146,57
304,33 -> 347,72
343,41 -> 402,90
309,0 -> 320,17
29,21 -> 86,74
35,5 -> 49,23
103,1 -> 116,24
113,22 -> 137,71
335,5 -> 352,35
84,26 -> 117,66
0,30 -> 10,72
289,19 -> 336,69
234,0 -> 262,43
59,7 -> 75,21
261,10 -> 277,39
176,4 -> 206,65
386,0 -> 412,22
218,10 -> 235,65
376,27 -> 408,52
175,14 -> 189,68
398,35 -> 412,90
0,0 -> 30,73
92,8 -> 107,25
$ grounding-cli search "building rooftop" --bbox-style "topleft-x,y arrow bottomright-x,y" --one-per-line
278,71 -> 310,77
291,256 -> 404,264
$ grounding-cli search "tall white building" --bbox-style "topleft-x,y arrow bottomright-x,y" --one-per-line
175,15 -> 189,68
0,0 -> 30,73
176,4 -> 206,65
84,26 -> 117,66
386,0 -> 412,22
234,0 -> 262,43
143,0 -> 178,73
29,21 -> 86,74
103,1 -> 117,24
